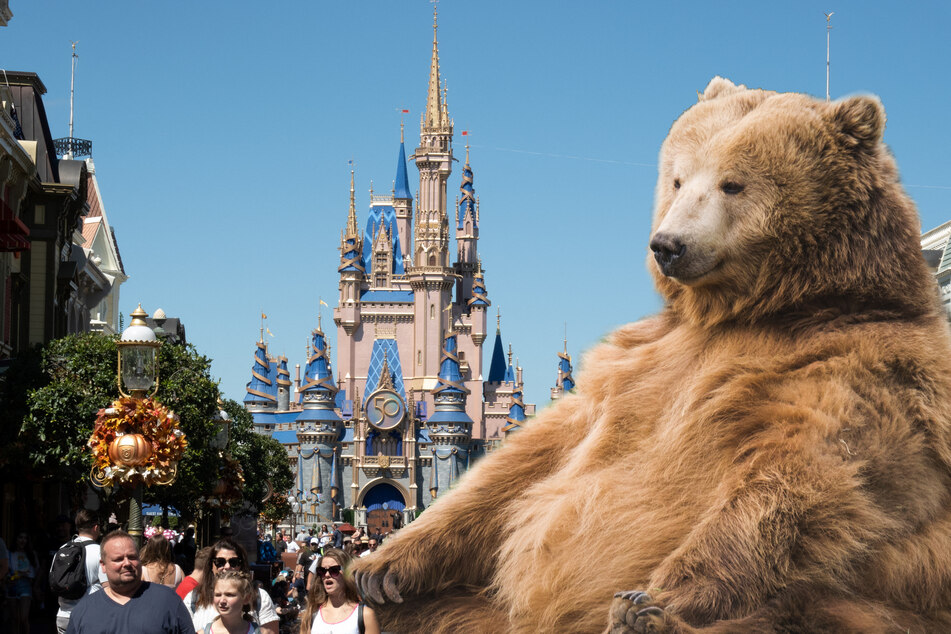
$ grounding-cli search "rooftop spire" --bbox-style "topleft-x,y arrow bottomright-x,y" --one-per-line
424,3 -> 447,130
346,169 -> 359,236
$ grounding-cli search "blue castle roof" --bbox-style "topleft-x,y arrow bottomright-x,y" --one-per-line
435,333 -> 467,395
504,356 -> 516,383
362,204 -> 405,275
458,158 -> 475,230
394,141 -> 412,200
502,388 -> 526,433
559,349 -> 575,392
430,332 -> 473,425
244,341 -> 277,404
487,328 -> 507,383
300,328 -> 336,395
469,268 -> 489,307
364,338 -> 406,400
339,234 -> 364,273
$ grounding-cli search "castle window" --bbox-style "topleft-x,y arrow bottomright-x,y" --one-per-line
429,254 -> 436,266
418,350 -> 422,365
430,305 -> 435,319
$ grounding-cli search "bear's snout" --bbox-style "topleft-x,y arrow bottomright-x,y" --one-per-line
650,233 -> 687,276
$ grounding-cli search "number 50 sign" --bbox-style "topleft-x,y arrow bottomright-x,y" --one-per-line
366,389 -> 405,430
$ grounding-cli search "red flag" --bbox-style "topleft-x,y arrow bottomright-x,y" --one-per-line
461,130 -> 468,136
401,109 -> 409,113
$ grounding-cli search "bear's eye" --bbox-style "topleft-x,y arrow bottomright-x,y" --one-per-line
720,181 -> 744,195
673,179 -> 681,190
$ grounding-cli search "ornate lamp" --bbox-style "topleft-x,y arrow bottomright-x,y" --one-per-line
117,305 -> 162,398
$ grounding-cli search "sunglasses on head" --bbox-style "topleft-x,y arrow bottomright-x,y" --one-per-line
315,565 -> 342,577
213,557 -> 243,568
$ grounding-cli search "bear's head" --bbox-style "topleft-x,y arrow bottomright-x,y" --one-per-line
649,76 -> 935,328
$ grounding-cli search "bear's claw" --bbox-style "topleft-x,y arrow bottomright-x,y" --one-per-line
354,569 -> 403,606
608,591 -> 673,633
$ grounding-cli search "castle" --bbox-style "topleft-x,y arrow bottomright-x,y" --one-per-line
244,12 -> 576,533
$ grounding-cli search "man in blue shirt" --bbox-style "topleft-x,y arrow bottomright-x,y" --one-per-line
66,530 -> 193,634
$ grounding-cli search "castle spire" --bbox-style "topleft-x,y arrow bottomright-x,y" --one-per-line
339,169 -> 365,274
347,169 -> 359,236
424,4 -> 445,130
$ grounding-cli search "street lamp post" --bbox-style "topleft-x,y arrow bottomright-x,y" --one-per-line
116,304 -> 162,548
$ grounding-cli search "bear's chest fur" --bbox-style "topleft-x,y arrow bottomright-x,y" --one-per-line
490,317 -> 951,631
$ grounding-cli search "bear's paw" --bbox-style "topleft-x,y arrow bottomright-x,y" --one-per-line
352,562 -> 404,606
608,591 -> 688,634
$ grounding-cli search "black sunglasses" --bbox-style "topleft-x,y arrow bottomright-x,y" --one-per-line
213,557 -> 243,568
315,565 -> 342,577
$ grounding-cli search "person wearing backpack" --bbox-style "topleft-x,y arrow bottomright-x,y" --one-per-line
51,509 -> 106,634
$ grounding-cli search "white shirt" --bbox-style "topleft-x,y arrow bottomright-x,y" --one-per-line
185,587 -> 278,631
287,540 -> 300,553
310,604 -> 360,634
55,536 -> 107,619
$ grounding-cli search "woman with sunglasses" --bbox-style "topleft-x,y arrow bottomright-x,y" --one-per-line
300,548 -> 379,634
183,538 -> 279,634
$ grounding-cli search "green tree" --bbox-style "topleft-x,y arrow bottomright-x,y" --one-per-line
16,333 -> 291,520
222,399 -> 294,515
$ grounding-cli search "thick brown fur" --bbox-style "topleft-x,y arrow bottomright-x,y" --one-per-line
351,77 -> 951,633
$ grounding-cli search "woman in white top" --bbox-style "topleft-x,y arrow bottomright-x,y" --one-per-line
299,548 -> 379,634
139,534 -> 184,588
317,525 -> 332,551
184,538 -> 279,634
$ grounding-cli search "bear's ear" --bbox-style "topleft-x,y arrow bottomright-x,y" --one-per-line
699,76 -> 746,102
829,95 -> 885,150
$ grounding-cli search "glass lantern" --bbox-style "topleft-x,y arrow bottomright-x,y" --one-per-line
117,304 -> 162,398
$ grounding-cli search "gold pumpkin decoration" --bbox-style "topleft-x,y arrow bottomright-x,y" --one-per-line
108,433 -> 152,467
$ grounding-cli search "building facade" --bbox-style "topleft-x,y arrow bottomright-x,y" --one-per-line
245,14 -> 542,532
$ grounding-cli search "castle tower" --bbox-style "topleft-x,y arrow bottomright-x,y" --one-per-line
427,330 -> 472,500
335,170 -> 364,401
244,340 -> 277,414
412,6 -> 453,268
393,129 -> 414,263
454,144 -> 480,304
276,356 -> 292,410
407,7 -> 455,388
297,320 -> 342,521
502,386 -> 526,434
466,260 -> 490,348
550,339 -> 575,401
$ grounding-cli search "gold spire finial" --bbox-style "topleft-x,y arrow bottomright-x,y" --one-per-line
346,168 -> 359,236
496,306 -> 501,333
424,1 -> 445,130
507,343 -> 513,365
400,120 -> 405,143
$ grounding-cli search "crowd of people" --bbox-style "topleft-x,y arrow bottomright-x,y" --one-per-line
1,511 -> 391,633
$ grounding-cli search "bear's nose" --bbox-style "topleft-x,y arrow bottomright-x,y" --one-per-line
650,233 -> 686,275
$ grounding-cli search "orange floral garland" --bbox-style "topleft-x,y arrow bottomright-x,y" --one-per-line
88,397 -> 187,487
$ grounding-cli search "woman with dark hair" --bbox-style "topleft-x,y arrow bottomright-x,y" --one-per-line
140,534 -> 183,588
183,538 -> 279,634
299,548 -> 379,634
5,531 -> 37,634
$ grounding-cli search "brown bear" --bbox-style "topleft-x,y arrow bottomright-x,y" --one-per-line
351,77 -> 951,633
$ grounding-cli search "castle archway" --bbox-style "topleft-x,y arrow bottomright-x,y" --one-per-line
358,480 -> 407,537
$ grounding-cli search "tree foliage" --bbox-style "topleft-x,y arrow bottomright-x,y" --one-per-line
222,399 -> 294,515
14,333 -> 292,520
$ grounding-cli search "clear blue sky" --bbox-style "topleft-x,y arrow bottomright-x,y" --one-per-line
3,1 -> 950,408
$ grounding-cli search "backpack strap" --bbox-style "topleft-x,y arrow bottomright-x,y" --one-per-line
358,603 -> 365,634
